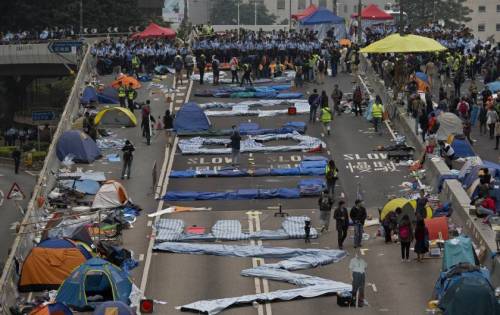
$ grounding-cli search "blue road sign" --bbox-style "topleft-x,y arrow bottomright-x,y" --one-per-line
48,40 -> 83,53
32,111 -> 55,122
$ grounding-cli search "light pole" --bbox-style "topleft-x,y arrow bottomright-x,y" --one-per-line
289,0 -> 292,30
237,0 -> 240,40
399,0 -> 404,35
357,0 -> 362,44
79,0 -> 83,36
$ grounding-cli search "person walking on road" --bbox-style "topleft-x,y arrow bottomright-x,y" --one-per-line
185,51 -> 194,80
174,54 -> 184,86
121,140 -> 135,179
230,56 -> 239,84
308,89 -> 320,123
163,109 -> 174,146
398,214 -> 413,262
349,250 -> 367,307
350,199 -> 367,248
495,121 -> 500,150
372,95 -> 384,135
229,125 -> 241,167
353,85 -> 363,117
414,219 -> 429,262
486,106 -> 499,139
318,190 -> 333,232
12,147 -> 21,174
331,84 -> 343,116
334,200 -> 349,249
320,106 -> 332,135
141,106 -> 156,145
325,159 -> 338,198
197,54 -> 207,85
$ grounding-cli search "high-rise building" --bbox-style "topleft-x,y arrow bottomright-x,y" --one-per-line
464,0 -> 499,42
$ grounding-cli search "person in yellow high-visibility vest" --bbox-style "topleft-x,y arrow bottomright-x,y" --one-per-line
372,95 -> 384,135
117,81 -> 126,108
325,159 -> 339,198
320,106 -> 332,135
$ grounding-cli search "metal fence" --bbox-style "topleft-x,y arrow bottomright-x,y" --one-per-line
0,44 -> 94,314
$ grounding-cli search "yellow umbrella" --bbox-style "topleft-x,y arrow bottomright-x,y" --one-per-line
360,34 -> 447,54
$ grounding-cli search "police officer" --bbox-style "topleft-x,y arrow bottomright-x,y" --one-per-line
197,54 -> 206,85
320,105 -> 332,135
372,95 -> 384,134
118,81 -> 126,108
126,83 -> 136,112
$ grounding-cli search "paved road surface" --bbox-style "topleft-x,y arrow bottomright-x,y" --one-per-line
0,165 -> 36,264
138,70 -> 441,315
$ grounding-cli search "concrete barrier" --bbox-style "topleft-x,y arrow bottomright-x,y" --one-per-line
360,55 -> 500,286
0,45 -> 94,314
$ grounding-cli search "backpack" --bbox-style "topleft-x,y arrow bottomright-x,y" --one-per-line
399,225 -> 410,240
458,102 -> 468,115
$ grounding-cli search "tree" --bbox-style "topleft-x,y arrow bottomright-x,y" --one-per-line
210,0 -> 277,25
399,0 -> 472,30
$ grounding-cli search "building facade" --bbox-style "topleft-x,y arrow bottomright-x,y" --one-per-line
464,0 -> 499,42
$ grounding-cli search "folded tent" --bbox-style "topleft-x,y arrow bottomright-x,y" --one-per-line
56,130 -> 101,163
56,258 -> 132,311
92,180 -> 129,209
94,107 -> 137,127
19,238 -> 92,292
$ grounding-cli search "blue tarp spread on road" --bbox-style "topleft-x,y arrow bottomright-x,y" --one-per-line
276,92 -> 303,99
163,179 -> 323,201
451,139 -> 475,158
80,86 -> 98,104
486,81 -> 500,93
173,102 -> 211,132
56,130 -> 101,163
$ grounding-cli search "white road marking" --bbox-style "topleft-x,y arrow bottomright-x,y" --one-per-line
139,254 -> 145,261
175,99 -> 184,103
25,170 -> 38,176
178,85 -> 187,90
360,248 -> 369,255
174,107 -> 180,111
147,220 -> 152,227
177,92 -> 185,96
247,212 -> 264,315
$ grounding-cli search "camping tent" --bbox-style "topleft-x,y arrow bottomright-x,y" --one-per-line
97,87 -> 119,104
450,138 -> 475,158
173,102 -> 211,133
442,236 -> 476,271
132,23 -> 176,39
29,302 -> 73,315
424,217 -> 449,240
299,8 -> 347,40
436,112 -> 463,141
56,258 -> 132,311
380,198 -> 432,222
81,86 -> 98,105
351,4 -> 393,20
93,301 -> 134,315
111,75 -> 141,90
94,107 -> 137,127
291,4 -> 317,20
19,238 -> 91,292
486,81 -> 500,93
56,130 -> 101,163
92,180 -> 129,209
438,275 -> 499,315
360,34 -> 447,53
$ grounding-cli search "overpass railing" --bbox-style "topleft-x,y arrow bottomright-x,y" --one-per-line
0,44 -> 94,314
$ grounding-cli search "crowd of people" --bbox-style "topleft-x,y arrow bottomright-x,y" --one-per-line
0,27 -> 77,44
2,126 -> 42,146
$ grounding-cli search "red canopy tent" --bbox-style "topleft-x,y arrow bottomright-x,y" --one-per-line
132,23 -> 176,39
351,4 -> 393,20
292,4 -> 317,20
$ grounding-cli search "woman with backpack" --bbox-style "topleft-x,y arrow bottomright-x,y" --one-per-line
398,214 -> 413,262
414,219 -> 429,262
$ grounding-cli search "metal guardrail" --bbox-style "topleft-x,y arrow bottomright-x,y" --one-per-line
0,44 -> 94,314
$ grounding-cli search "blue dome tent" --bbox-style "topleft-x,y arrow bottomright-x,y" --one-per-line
56,258 -> 132,311
173,102 -> 211,133
56,130 -> 101,163
299,7 -> 346,40
80,86 -> 98,105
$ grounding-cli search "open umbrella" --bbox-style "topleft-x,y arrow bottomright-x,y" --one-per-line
360,34 -> 447,53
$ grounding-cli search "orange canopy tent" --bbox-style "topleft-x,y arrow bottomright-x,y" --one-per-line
351,4 -> 393,20
132,23 -> 176,39
111,74 -> 141,90
292,4 -> 317,20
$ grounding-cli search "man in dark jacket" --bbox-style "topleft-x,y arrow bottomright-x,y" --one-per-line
121,140 -> 135,179
308,89 -> 320,123
197,54 -> 207,85
318,190 -> 333,232
331,84 -> 343,116
12,147 -> 21,174
350,199 -> 367,248
333,200 -> 349,249
230,125 -> 241,167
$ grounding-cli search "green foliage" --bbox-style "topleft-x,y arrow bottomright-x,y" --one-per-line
0,0 -> 145,32
398,0 -> 472,29
210,0 -> 277,25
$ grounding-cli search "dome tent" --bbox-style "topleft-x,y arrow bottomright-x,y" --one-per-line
56,130 -> 101,163
298,7 -> 346,40
94,107 -> 137,127
56,258 -> 132,311
173,102 -> 212,134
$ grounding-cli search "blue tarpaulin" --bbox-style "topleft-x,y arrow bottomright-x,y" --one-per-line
80,86 -> 98,104
451,139 -> 475,158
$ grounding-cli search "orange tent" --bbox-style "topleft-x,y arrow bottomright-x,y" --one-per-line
92,180 -> 129,209
425,216 -> 449,240
19,239 -> 91,292
292,4 -> 317,20
111,74 -> 141,90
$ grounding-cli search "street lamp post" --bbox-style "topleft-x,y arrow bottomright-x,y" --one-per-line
399,0 -> 404,35
237,0 -> 240,41
289,0 -> 292,30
